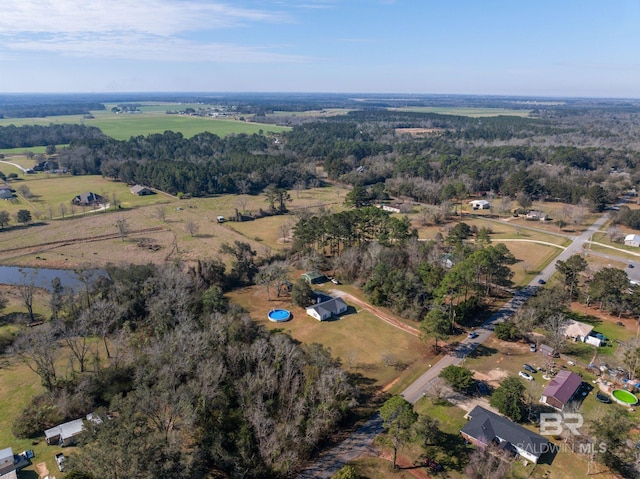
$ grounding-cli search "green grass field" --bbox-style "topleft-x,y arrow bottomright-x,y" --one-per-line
0,102 -> 291,141
0,173 -> 169,220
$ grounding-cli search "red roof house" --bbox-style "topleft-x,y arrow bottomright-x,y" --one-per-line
540,370 -> 582,410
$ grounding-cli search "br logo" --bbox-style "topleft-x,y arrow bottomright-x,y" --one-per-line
539,413 -> 583,436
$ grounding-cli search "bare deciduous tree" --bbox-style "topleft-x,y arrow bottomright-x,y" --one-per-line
184,220 -> 199,237
115,217 -> 129,240
17,269 -> 37,323
155,206 -> 167,223
12,324 -> 59,390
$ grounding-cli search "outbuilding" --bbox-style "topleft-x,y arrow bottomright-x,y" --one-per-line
625,234 -> 640,247
469,200 -> 490,210
301,271 -> 327,285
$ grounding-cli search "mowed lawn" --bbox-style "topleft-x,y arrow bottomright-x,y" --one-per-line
227,284 -> 427,389
0,173 -> 170,220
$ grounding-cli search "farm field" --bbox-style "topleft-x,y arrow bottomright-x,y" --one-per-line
390,106 -> 532,117
0,102 -> 290,140
0,178 -> 352,268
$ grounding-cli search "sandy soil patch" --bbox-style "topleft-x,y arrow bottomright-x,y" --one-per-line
472,368 -> 509,387
395,127 -> 443,136
35,462 -> 49,478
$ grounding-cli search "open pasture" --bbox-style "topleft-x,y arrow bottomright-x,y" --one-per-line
0,181 -> 351,268
0,174 -> 169,220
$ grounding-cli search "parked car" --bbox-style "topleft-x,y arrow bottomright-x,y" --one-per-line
468,331 -> 479,339
476,381 -> 489,395
537,278 -> 546,285
529,343 -> 537,352
519,371 -> 534,381
628,264 -> 635,268
523,364 -> 537,374
55,453 -> 66,472
330,278 -> 340,284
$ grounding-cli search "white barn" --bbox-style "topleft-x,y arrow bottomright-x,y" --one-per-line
625,234 -> 640,247
306,297 -> 348,321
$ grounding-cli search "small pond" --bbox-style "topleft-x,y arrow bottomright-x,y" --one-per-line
0,266 -> 108,292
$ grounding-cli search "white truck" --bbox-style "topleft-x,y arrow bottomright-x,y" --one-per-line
55,452 -> 66,472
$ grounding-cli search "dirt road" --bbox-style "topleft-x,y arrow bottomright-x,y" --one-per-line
330,289 -> 420,336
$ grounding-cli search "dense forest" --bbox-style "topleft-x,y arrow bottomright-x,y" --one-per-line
11,261 -> 356,479
8,99 -> 625,207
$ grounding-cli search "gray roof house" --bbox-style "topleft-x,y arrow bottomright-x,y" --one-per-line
0,184 -> 12,200
72,192 -> 105,206
44,413 -> 102,447
461,406 -> 549,464
0,447 -> 17,479
130,185 -> 154,196
306,297 -> 348,321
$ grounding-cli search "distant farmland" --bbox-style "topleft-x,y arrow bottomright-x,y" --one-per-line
390,106 -> 532,117
0,102 -> 290,141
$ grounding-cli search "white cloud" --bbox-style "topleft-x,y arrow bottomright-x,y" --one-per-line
0,0 -> 290,35
0,0 -> 309,63
8,33 -> 311,63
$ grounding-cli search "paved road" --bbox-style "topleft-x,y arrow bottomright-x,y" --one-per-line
296,210 -> 614,478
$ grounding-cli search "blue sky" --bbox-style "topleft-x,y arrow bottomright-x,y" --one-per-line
1,0 -> 639,97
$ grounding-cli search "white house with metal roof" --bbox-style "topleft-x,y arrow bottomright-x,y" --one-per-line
44,413 -> 102,447
625,234 -> 640,247
306,297 -> 348,321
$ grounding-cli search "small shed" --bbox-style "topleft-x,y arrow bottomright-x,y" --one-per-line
539,344 -> 557,357
469,199 -> 490,210
301,271 -> 327,285
306,297 -> 348,321
625,234 -> 640,247
45,418 -> 85,447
